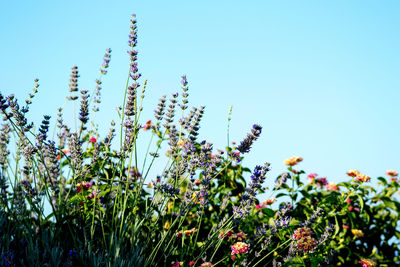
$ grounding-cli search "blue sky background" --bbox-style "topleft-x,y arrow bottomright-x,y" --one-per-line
1,1 -> 400,197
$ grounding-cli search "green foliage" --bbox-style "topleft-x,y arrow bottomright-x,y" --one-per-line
0,13 -> 398,267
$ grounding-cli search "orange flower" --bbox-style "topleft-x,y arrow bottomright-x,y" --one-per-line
284,156 -> 303,166
351,229 -> 364,238
386,169 -> 398,177
347,169 -> 360,177
263,198 -> 277,205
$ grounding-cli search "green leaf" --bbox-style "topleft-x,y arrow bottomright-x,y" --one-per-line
334,215 -> 340,237
261,208 -> 276,217
275,192 -> 288,198
356,194 -> 364,212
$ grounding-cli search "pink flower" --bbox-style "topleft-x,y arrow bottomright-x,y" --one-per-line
316,177 -> 328,187
89,137 -> 97,143
325,183 -> 339,191
143,120 -> 152,131
343,224 -> 349,229
231,242 -> 249,255
189,261 -> 195,266
307,173 -> 318,179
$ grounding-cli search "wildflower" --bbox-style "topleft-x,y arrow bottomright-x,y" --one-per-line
79,90 -> 89,125
292,227 -> 317,253
200,263 -> 213,267
89,137 -> 97,143
355,173 -> 370,182
293,227 -> 312,240
296,235 -> 317,253
343,225 -> 349,229
164,221 -> 170,230
231,242 -> 250,255
359,259 -> 376,267
176,228 -> 197,238
177,139 -> 185,147
189,261 -> 195,266
143,120 -> 152,131
307,173 -> 318,179
275,172 -> 289,188
68,66 -> 79,91
351,229 -> 364,237
386,169 -> 398,177
347,169 -> 360,177
76,181 -> 92,193
237,124 -> 262,153
326,183 -> 339,191
172,261 -> 183,267
263,198 -> 277,205
284,156 -> 303,166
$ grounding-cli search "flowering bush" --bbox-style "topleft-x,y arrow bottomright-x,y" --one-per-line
0,13 -> 399,267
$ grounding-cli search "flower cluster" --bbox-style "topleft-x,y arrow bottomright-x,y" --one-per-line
347,169 -> 370,182
76,181 -> 92,193
351,229 -> 364,238
325,183 -> 339,191
176,228 -> 197,238
307,173 -> 328,188
359,259 -> 376,267
231,242 -> 249,255
386,169 -> 398,182
284,156 -> 303,166
256,198 -> 277,209
292,227 -> 317,253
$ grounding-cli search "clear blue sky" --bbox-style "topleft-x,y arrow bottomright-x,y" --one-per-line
1,0 -> 400,195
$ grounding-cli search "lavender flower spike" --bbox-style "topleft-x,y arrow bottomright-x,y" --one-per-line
237,124 -> 262,154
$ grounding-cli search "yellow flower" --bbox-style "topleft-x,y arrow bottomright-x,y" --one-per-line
351,229 -> 364,237
347,169 -> 360,177
284,156 -> 303,166
164,221 -> 170,230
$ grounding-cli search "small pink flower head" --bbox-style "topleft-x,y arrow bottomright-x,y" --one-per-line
343,224 -> 349,229
143,120 -> 152,131
189,261 -> 195,266
231,242 -> 249,255
89,137 -> 97,143
359,259 -> 375,267
171,262 -> 182,267
346,198 -> 352,204
200,262 -> 213,267
355,174 -> 370,182
316,177 -> 328,187
326,183 -> 339,191
307,173 -> 318,179
87,191 -> 97,199
255,204 -> 264,209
